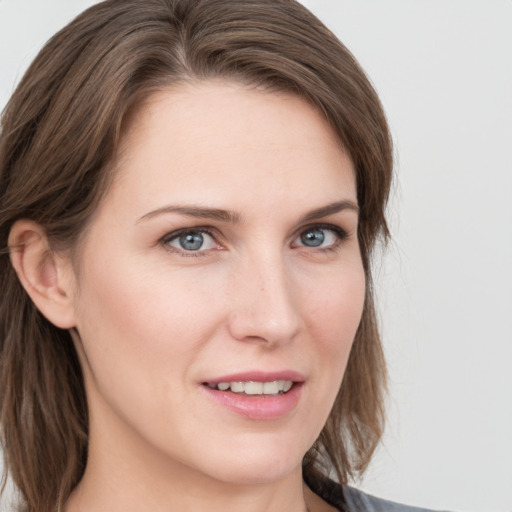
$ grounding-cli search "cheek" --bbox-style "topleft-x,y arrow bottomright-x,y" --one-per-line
71,257 -> 231,451
302,262 -> 366,390
72,255 -> 223,391
287,262 -> 365,449
304,263 -> 365,343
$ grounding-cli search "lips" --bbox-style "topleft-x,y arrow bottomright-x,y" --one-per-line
201,370 -> 304,420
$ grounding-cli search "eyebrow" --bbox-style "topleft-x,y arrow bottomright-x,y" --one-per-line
298,200 -> 359,223
137,199 -> 359,224
138,205 -> 241,223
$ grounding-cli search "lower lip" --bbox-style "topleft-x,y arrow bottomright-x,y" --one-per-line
201,384 -> 303,420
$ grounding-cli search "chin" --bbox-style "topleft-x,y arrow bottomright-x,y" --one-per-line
186,434 -> 311,486
205,458 -> 301,487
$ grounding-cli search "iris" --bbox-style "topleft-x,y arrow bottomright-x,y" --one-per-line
179,232 -> 204,251
300,229 -> 325,247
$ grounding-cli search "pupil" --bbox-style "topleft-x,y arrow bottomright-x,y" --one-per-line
301,229 -> 324,247
179,232 -> 204,251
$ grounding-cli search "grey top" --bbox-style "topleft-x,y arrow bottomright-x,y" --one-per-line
343,487 -> 446,512
309,477 -> 447,512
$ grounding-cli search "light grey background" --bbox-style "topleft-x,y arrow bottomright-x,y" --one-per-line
1,1 -> 511,511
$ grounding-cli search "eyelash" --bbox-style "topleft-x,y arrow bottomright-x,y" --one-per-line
160,227 -> 218,258
296,223 -> 349,253
159,224 -> 349,257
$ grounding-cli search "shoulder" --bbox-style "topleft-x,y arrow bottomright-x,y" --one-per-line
342,486 -> 448,512
306,475 -> 448,512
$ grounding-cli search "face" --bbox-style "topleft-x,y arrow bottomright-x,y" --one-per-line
68,81 -> 365,486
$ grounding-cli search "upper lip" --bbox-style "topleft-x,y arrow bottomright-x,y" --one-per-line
202,370 -> 305,384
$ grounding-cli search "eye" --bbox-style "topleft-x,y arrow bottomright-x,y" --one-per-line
162,229 -> 218,253
293,225 -> 347,249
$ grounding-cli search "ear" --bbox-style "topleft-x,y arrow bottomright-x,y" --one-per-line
8,219 -> 77,329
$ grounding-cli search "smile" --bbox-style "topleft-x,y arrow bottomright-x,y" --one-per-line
204,380 -> 294,396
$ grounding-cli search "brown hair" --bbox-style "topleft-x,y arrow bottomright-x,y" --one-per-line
0,1 -> 393,510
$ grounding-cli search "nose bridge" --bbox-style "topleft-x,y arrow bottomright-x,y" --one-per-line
228,248 -> 301,345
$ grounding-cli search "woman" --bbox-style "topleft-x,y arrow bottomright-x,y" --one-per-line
0,1 -> 435,511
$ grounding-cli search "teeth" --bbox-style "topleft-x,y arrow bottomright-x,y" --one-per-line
245,382 -> 263,395
230,381 -> 245,393
263,381 -> 279,394
207,380 -> 294,395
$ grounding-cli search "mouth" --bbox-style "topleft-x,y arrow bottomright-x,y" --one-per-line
200,371 -> 304,419
202,379 -> 294,396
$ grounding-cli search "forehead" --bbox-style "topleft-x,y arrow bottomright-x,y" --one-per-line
108,81 -> 356,219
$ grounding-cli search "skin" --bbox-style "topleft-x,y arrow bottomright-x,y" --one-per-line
10,81 -> 365,512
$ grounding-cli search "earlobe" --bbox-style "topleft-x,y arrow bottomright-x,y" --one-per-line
8,219 -> 77,329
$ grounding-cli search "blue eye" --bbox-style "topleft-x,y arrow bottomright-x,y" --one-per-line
164,229 -> 217,252
300,229 -> 326,247
295,226 -> 345,249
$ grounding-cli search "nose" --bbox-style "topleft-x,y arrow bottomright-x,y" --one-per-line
227,254 -> 302,346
